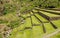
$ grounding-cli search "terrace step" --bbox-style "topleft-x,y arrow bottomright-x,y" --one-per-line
47,8 -> 60,11
35,8 -> 60,15
32,24 -> 41,26
32,9 -> 60,21
34,11 -> 57,29
49,16 -> 60,21
39,9 -> 60,15
24,27 -> 32,30
39,11 -> 60,17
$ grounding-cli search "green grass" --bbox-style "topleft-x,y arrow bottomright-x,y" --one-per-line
0,34 -> 2,38
0,19 -> 8,24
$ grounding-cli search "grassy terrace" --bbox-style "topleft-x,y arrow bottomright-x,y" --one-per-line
7,8 -> 60,38
0,7 -> 60,38
0,0 -> 60,38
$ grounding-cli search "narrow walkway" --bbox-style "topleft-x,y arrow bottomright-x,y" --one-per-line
43,29 -> 60,38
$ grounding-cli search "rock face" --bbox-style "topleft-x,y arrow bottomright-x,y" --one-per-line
0,24 -> 6,32
0,24 -> 12,38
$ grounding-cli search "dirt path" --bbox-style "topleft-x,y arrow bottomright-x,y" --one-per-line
43,29 -> 60,38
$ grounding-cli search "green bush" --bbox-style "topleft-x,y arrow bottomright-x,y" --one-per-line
8,20 -> 20,29
0,20 -> 8,24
